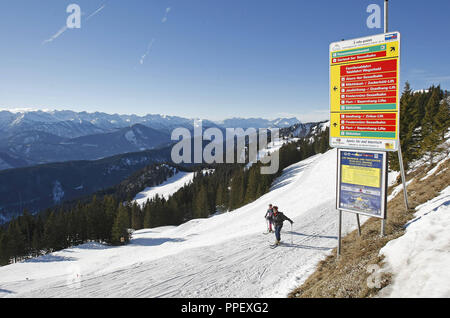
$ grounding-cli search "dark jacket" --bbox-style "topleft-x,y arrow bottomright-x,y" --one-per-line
272,212 -> 293,227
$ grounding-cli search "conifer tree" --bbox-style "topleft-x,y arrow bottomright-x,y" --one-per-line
194,184 -> 210,218
131,202 -> 143,230
244,167 -> 259,204
6,221 -> 26,263
215,183 -> 227,212
229,170 -> 244,210
0,229 -> 7,265
435,99 -> 450,140
422,87 -> 442,165
111,203 -> 130,245
143,201 -> 152,228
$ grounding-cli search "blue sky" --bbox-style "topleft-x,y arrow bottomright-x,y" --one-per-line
0,0 -> 449,122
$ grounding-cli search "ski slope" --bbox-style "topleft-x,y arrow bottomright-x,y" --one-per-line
0,149 -> 364,298
134,171 -> 195,207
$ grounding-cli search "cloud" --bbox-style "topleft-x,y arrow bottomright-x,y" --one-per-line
139,7 -> 173,65
140,39 -> 156,65
161,7 -> 172,23
86,3 -> 107,21
42,25 -> 68,45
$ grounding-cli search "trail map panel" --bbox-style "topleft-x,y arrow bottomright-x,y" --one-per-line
329,32 -> 400,151
337,149 -> 387,219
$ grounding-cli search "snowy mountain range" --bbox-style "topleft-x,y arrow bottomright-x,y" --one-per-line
0,118 -> 326,224
0,110 -> 300,138
0,110 -> 301,170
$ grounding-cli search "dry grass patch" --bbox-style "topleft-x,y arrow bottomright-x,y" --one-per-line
289,157 -> 450,298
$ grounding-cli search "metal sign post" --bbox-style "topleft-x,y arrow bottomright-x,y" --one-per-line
382,0 -> 388,237
334,0 -> 410,255
383,0 -> 409,239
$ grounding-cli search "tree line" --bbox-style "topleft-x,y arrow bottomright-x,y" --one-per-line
390,84 -> 449,170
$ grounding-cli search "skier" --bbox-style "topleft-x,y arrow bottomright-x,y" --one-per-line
272,206 -> 293,246
264,204 -> 274,233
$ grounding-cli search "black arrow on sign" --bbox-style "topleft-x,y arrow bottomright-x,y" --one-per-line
333,86 -> 338,91
390,46 -> 396,52
333,122 -> 338,128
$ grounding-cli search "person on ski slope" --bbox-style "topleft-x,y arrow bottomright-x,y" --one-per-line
264,204 -> 274,233
272,206 -> 293,245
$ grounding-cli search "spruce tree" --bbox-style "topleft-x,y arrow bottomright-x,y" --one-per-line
0,229 -> 7,265
244,168 -> 258,204
422,87 -> 441,165
194,184 -> 210,218
143,201 -> 152,228
111,203 -> 130,245
435,99 -> 450,140
229,170 -> 244,210
6,221 -> 26,263
131,202 -> 143,230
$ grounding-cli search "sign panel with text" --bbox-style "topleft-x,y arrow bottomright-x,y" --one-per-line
337,149 -> 387,219
329,32 -> 400,151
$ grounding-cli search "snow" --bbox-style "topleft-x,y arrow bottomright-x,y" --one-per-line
388,179 -> 414,202
420,154 -> 450,181
0,149 -> 363,298
379,186 -> 450,298
407,136 -> 450,175
52,181 -> 65,204
320,121 -> 330,132
134,171 -> 195,206
388,171 -> 400,187
124,130 -> 137,145
247,137 -> 299,169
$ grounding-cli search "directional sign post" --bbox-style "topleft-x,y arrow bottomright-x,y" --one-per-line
330,31 -> 403,257
329,32 -> 401,152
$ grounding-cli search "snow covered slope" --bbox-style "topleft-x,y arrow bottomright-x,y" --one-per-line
134,171 -> 195,206
0,149 -> 362,298
379,186 -> 450,298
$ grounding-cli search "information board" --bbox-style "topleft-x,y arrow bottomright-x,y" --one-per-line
330,32 -> 400,151
337,149 -> 387,219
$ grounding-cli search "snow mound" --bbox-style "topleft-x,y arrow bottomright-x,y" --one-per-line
379,186 -> 450,298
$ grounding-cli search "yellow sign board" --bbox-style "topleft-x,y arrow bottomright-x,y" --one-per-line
329,32 -> 400,151
341,165 -> 381,188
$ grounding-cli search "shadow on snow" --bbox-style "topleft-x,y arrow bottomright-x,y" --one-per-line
130,237 -> 185,247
